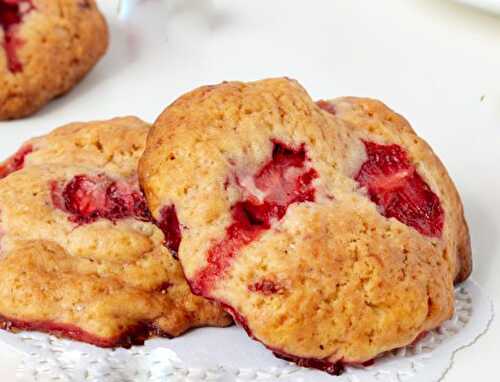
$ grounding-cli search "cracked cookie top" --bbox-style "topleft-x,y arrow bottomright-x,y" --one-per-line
0,117 -> 232,346
0,117 -> 148,179
139,78 -> 470,372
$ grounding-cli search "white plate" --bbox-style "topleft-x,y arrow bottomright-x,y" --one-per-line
6,281 -> 492,382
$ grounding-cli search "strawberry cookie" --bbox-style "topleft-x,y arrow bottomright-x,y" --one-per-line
317,97 -> 472,283
0,0 -> 108,120
0,116 -> 150,179
139,78 -> 471,373
0,118 -> 231,347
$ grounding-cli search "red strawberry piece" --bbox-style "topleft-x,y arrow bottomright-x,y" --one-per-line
273,351 -> 345,376
104,181 -> 151,222
0,0 -> 34,73
0,144 -> 32,179
355,141 -> 444,237
156,205 -> 182,258
248,279 -> 283,295
190,141 -> 318,295
0,313 -> 167,348
316,100 -> 336,115
52,174 -> 151,224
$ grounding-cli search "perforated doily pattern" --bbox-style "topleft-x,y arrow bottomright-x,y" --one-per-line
6,281 -> 491,382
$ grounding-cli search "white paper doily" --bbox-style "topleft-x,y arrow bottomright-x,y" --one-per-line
0,279 -> 490,382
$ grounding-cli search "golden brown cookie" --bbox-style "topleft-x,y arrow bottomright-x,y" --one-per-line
0,116 -> 149,179
317,97 -> 472,283
0,0 -> 108,120
139,78 -> 470,373
0,117 -> 231,347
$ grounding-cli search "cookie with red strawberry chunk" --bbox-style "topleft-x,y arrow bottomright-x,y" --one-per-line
317,96 -> 471,283
0,0 -> 108,120
0,118 -> 231,347
139,78 -> 470,373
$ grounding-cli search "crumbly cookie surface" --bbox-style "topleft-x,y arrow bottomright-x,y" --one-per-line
0,116 -> 150,179
0,118 -> 231,347
318,97 -> 472,283
0,0 -> 108,120
139,78 -> 471,371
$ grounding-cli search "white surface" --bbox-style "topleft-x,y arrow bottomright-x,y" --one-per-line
0,0 -> 499,381
457,0 -> 500,14
7,282 -> 492,382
